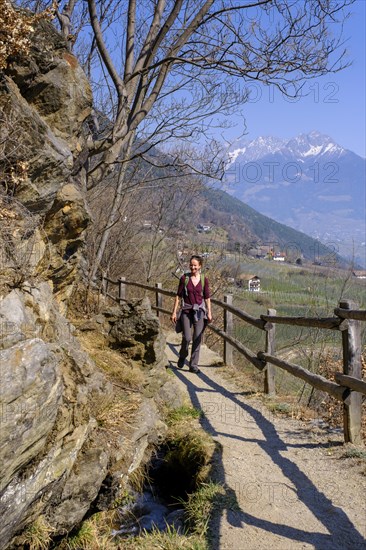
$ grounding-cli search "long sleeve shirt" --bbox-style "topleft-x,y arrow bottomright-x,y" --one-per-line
177,274 -> 210,310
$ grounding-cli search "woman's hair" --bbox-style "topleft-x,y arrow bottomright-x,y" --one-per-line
190,255 -> 203,266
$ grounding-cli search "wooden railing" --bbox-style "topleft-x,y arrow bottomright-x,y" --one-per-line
101,275 -> 366,445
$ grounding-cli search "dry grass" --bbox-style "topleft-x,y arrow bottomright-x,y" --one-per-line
76,329 -> 146,391
117,527 -> 205,550
317,350 -> 366,442
96,393 -> 141,428
17,516 -> 54,550
57,512 -> 118,550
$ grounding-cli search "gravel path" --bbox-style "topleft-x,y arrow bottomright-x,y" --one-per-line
165,332 -> 366,550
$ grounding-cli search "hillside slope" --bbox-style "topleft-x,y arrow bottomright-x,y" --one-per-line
197,187 -> 344,265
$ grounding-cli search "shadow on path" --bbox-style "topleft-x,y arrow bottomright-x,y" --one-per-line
167,342 -> 366,549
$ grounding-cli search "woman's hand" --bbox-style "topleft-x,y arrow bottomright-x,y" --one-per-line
171,295 -> 180,324
205,298 -> 212,323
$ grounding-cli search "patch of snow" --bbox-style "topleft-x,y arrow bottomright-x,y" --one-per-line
302,145 -> 323,157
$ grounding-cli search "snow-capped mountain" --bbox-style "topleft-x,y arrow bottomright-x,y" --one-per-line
228,136 -> 286,164
224,132 -> 366,265
228,131 -> 347,164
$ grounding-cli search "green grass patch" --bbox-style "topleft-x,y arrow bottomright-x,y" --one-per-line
184,481 -> 225,536
342,447 -> 366,460
59,520 -> 98,549
184,481 -> 240,537
166,406 -> 203,426
266,401 -> 292,414
57,512 -> 117,550
120,525 -> 205,550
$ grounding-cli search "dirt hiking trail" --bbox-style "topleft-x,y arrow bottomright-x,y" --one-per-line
165,332 -> 366,550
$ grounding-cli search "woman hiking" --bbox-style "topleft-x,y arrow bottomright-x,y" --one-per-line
171,255 -> 212,373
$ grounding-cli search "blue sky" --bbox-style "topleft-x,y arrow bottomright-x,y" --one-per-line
223,0 -> 366,158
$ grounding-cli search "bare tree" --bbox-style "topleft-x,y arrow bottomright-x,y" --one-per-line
138,171 -> 203,283
86,142 -> 204,282
15,0 -> 355,281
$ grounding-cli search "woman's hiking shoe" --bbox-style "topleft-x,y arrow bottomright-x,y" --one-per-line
189,366 -> 200,374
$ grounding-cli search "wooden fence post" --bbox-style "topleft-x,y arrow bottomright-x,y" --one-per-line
118,277 -> 126,304
224,294 -> 233,366
155,283 -> 163,317
264,308 -> 276,396
339,299 -> 362,444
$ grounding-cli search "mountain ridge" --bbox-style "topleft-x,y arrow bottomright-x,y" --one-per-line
227,131 -> 362,164
224,131 -> 365,266
197,187 -> 349,266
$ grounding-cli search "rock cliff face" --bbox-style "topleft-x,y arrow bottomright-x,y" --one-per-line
0,284 -> 175,548
1,19 -> 91,306
0,19 -> 179,549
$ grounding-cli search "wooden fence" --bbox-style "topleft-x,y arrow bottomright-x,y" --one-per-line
101,275 -> 366,445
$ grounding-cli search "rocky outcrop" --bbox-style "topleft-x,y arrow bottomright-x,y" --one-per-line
0,283 -> 180,548
0,283 -> 106,543
1,18 -> 92,306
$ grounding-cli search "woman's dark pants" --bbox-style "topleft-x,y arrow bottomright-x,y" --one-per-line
178,311 -> 205,369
